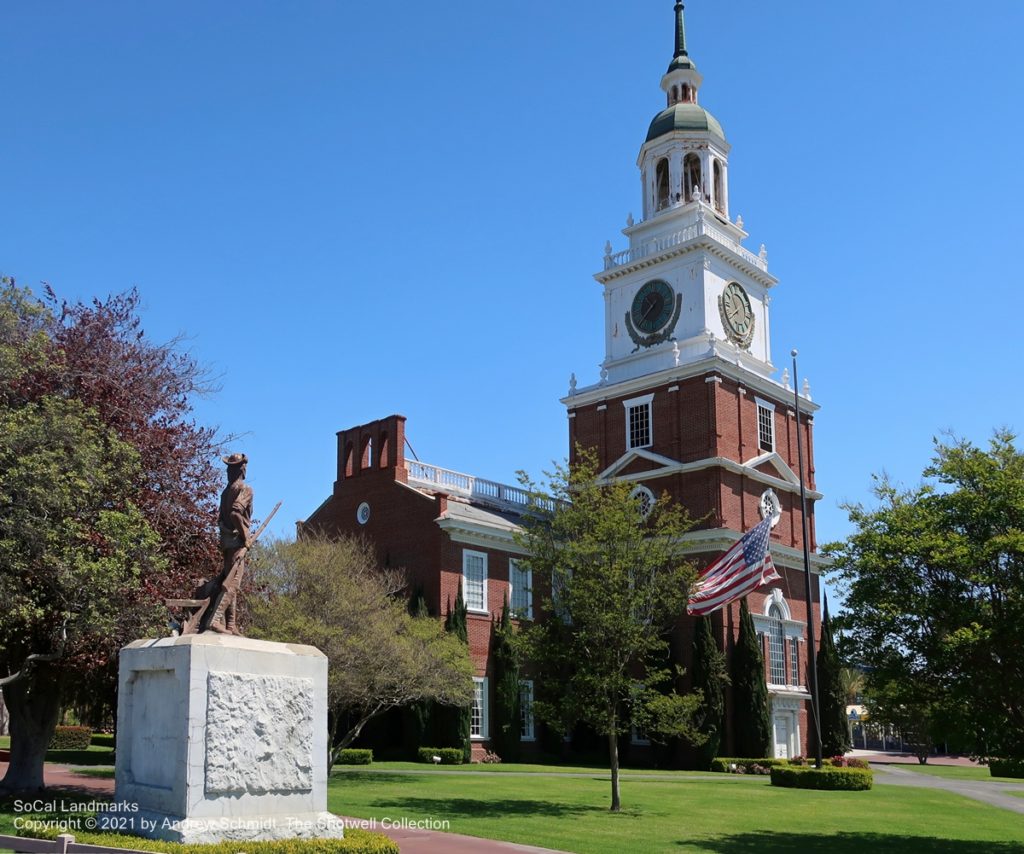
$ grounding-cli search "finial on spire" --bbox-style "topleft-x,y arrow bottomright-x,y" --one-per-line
674,1 -> 688,58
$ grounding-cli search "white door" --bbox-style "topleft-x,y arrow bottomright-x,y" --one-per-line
773,715 -> 791,758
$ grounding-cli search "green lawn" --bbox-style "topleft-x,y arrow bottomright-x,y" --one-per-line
328,769 -> 1024,854
886,763 -> 1023,783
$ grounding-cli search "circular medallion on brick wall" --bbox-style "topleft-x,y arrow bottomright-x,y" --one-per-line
356,502 -> 370,525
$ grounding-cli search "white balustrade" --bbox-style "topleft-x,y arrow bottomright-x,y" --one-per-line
406,461 -> 550,512
604,218 -> 768,272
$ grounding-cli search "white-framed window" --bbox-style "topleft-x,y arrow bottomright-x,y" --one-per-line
552,568 -> 571,623
756,397 -> 775,453
510,559 -> 533,620
630,725 -> 651,746
623,393 -> 654,450
630,484 -> 656,519
471,677 -> 489,739
767,603 -> 786,685
520,679 -> 535,741
463,550 -> 488,613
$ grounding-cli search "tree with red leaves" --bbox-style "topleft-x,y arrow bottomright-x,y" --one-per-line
1,278 -> 222,791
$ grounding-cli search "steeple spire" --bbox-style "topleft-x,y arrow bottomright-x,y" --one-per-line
674,1 -> 688,59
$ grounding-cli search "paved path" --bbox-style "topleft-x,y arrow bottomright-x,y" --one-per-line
0,763 -> 567,854
869,763 -> 1024,815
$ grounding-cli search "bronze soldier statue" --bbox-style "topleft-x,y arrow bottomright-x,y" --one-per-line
166,453 -> 277,636
202,453 -> 254,633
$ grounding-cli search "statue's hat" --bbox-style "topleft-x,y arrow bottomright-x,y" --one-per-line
221,453 -> 248,467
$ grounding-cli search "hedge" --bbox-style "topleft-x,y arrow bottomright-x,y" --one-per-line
338,749 -> 373,765
49,725 -> 93,750
989,758 -> 1024,779
710,757 -> 790,773
417,747 -> 463,765
21,825 -> 398,854
92,732 -> 116,748
770,765 -> 873,791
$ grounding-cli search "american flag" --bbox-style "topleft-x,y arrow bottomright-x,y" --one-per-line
687,516 -> 780,616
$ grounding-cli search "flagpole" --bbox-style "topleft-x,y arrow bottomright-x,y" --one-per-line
791,349 -> 823,769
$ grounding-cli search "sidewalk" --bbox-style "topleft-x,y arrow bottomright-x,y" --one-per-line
848,749 -> 982,767
0,762 -> 565,854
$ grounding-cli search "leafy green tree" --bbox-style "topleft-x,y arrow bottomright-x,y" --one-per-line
515,449 -> 701,811
247,536 -> 473,771
816,596 -> 851,756
731,598 -> 771,758
828,431 -> 1024,759
691,616 -> 729,769
490,595 -> 521,762
1,281 -> 219,792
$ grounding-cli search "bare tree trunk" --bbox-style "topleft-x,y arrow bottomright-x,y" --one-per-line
608,718 -> 621,812
1,667 -> 62,792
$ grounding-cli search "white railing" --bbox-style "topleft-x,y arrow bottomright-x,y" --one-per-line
406,460 -> 546,512
604,219 -> 767,272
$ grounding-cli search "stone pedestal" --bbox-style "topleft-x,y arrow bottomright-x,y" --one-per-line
110,634 -> 344,843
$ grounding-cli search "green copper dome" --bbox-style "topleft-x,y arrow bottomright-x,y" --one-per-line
645,102 -> 725,144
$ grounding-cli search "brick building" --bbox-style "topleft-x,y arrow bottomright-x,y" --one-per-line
303,2 -> 825,762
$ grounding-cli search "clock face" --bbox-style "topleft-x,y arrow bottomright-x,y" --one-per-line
631,279 -> 675,334
719,282 -> 755,347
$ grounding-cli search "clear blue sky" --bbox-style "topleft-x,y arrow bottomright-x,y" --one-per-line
3,1 -> 1023,587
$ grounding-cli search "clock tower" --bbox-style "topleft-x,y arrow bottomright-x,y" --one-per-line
564,1 -> 825,760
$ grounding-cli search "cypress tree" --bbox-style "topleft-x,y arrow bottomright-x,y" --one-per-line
816,594 -> 851,756
441,584 -> 472,762
490,595 -> 521,762
691,615 -> 728,769
731,598 -> 772,757
402,588 -> 432,759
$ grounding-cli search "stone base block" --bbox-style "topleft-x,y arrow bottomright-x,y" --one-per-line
112,634 -> 343,843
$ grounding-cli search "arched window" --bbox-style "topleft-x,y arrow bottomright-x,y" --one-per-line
361,435 -> 372,470
713,159 -> 724,212
671,85 -> 678,104
767,603 -> 786,685
378,431 -> 390,468
684,154 -> 701,202
655,158 -> 670,210
682,84 -> 691,103
343,441 -> 355,478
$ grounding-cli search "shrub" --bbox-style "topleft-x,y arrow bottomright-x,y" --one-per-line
711,757 -> 790,773
338,749 -> 373,765
478,750 -> 502,764
847,757 -> 871,770
749,763 -> 771,775
417,746 -> 463,765
20,825 -> 398,853
989,758 -> 1024,779
831,754 -> 847,767
91,733 -> 116,748
770,765 -> 873,791
49,725 -> 93,750
789,755 -> 807,766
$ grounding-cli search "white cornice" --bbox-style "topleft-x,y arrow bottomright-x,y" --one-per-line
562,356 -> 819,414
435,517 -> 528,555
434,516 -> 826,574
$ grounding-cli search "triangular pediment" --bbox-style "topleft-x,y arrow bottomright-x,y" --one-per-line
742,452 -> 800,487
599,448 -> 680,481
